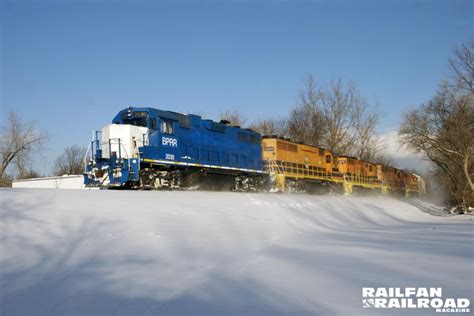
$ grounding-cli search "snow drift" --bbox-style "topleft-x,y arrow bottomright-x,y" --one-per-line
1,189 -> 472,315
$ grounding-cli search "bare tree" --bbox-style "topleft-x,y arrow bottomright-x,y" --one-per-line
351,99 -> 384,161
399,39 -> 474,213
288,76 -> 383,159
373,153 -> 396,167
219,110 -> 248,127
0,112 -> 47,185
448,39 -> 474,93
17,168 -> 42,180
399,39 -> 474,212
400,86 -> 473,212
249,117 -> 288,136
53,145 -> 88,176
320,79 -> 359,153
287,75 -> 326,145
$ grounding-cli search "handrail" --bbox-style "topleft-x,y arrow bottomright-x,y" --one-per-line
107,138 -> 130,159
83,141 -> 92,173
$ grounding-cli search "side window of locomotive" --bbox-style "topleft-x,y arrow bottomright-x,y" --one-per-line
150,118 -> 157,130
161,119 -> 174,134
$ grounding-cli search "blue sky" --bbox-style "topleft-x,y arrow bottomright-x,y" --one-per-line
1,0 -> 473,174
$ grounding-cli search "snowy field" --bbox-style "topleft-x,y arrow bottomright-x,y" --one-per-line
1,189 -> 472,316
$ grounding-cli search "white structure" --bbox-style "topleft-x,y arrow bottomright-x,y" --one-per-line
101,124 -> 148,159
12,175 -> 85,189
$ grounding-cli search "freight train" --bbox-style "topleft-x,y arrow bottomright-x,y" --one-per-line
84,107 -> 426,196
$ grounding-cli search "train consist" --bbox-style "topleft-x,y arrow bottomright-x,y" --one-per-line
84,107 -> 425,196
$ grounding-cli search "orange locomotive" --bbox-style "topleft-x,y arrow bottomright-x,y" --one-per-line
261,136 -> 338,192
261,136 -> 425,196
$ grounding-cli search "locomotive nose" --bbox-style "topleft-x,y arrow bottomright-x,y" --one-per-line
101,124 -> 148,160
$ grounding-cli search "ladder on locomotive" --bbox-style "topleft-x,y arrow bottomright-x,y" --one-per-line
267,159 -> 284,175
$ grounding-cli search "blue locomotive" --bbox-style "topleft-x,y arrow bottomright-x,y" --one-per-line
84,107 -> 264,189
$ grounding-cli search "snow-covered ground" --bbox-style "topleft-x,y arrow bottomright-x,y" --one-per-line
1,189 -> 472,315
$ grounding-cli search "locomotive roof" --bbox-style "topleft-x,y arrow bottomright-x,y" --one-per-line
114,106 -> 259,134
262,135 -> 398,167
115,107 -> 196,122
262,135 -> 333,153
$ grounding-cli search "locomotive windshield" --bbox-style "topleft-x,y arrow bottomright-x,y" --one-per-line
122,118 -> 147,127
119,110 -> 148,127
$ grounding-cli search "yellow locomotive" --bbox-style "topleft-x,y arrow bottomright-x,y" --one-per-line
261,136 -> 425,196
